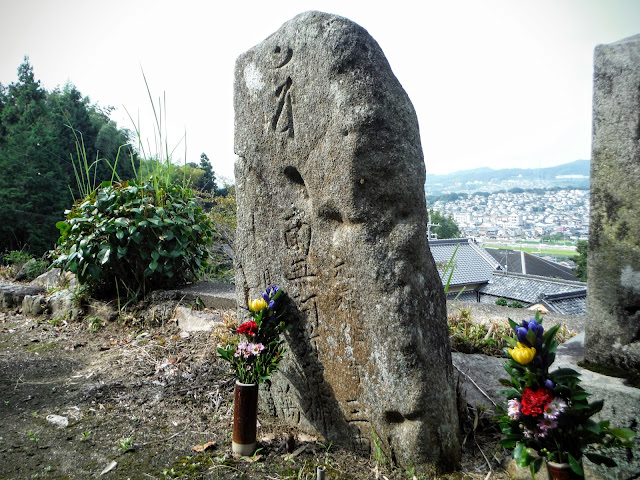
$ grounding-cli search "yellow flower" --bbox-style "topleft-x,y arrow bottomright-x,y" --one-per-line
249,297 -> 267,312
508,342 -> 536,365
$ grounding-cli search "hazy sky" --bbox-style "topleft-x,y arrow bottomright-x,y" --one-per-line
1,0 -> 639,182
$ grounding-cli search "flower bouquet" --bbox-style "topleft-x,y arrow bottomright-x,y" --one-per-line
496,312 -> 635,479
217,285 -> 292,455
218,285 -> 291,384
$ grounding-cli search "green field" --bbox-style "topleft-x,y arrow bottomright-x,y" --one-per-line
484,244 -> 578,258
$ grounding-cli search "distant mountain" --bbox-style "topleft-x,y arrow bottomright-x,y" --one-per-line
425,160 -> 590,194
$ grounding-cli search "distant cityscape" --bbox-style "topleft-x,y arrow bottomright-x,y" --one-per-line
429,188 -> 589,245
424,161 -> 591,255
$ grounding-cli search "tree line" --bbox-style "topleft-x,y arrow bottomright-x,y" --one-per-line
0,57 -> 222,257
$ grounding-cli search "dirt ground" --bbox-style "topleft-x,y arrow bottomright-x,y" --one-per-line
0,306 -> 512,480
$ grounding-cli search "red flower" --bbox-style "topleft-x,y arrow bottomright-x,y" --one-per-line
520,387 -> 554,417
236,321 -> 258,336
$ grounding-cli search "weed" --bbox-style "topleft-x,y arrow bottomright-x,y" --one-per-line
371,428 -> 386,467
27,429 -> 39,444
80,431 -> 91,441
318,441 -> 333,465
48,317 -> 65,328
86,316 -> 102,332
448,308 -> 511,356
118,437 -> 134,451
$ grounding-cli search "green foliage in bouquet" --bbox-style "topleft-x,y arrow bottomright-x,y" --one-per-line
496,312 -> 635,478
52,180 -> 213,300
218,286 -> 292,384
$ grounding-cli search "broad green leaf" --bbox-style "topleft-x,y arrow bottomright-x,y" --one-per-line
585,452 -> 617,467
100,248 -> 110,265
568,454 -> 584,475
609,428 -> 636,439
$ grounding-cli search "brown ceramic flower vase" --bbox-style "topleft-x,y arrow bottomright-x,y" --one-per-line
232,381 -> 259,456
546,461 -> 584,480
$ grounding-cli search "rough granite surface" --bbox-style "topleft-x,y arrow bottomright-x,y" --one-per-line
586,33 -> 640,370
233,10 -> 460,473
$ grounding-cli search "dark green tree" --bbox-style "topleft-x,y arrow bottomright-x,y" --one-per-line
428,208 -> 461,239
195,152 -> 217,193
0,57 -> 68,255
0,58 -> 139,256
575,240 -> 588,281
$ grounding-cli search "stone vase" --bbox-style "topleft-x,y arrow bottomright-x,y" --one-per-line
232,381 -> 259,456
546,460 -> 584,480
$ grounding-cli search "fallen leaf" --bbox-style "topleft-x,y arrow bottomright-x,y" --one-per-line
191,441 -> 217,452
297,432 -> 317,443
260,433 -> 275,443
243,454 -> 263,462
100,460 -> 117,475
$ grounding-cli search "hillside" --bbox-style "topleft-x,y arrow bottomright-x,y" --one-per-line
426,160 -> 590,194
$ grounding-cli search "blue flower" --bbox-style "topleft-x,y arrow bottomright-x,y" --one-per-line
519,318 -> 544,348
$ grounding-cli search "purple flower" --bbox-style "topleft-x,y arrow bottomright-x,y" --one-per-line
268,300 -> 276,310
538,416 -> 558,432
508,398 -> 521,419
518,318 -> 544,348
516,326 -> 529,343
544,378 -> 554,390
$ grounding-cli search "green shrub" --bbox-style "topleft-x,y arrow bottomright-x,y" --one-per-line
508,300 -> 524,308
24,259 -> 48,280
495,297 -> 508,306
2,250 -> 32,266
53,179 -> 214,300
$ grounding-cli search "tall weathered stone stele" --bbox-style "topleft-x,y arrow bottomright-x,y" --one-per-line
585,34 -> 640,370
233,11 -> 460,472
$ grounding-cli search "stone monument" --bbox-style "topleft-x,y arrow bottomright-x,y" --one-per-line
233,11 -> 460,472
585,34 -> 640,370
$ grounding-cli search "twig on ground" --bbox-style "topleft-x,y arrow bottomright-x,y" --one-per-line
474,434 -> 493,474
139,428 -> 187,447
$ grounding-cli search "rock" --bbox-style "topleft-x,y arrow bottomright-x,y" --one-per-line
0,283 -> 46,311
234,11 -> 459,473
30,268 -> 65,288
22,294 -> 46,316
173,306 -> 223,332
586,34 -> 640,370
173,282 -> 236,310
14,259 -> 37,281
504,459 -> 550,480
452,352 -> 506,412
47,289 -> 81,322
45,414 -> 69,429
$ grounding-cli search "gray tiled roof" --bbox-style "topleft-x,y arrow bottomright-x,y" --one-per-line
480,272 -> 586,304
540,291 -> 587,316
484,248 -> 577,281
429,239 -> 502,287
